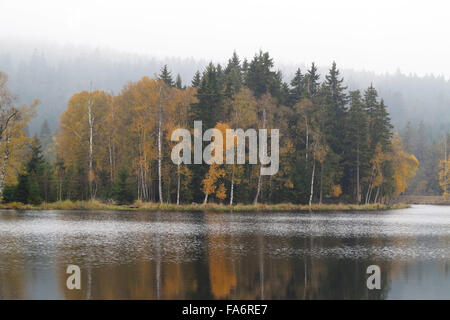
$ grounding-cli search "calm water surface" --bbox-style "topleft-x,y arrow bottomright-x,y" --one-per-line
0,205 -> 449,299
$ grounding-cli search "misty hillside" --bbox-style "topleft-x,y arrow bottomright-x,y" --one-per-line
1,43 -> 449,136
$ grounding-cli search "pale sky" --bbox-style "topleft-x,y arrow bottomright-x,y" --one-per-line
1,0 -> 450,77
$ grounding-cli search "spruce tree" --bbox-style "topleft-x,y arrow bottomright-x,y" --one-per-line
323,62 -> 348,156
342,90 -> 370,202
12,137 -> 48,204
191,71 -> 201,87
224,52 -> 242,99
159,65 -> 174,87
189,63 -> 223,129
225,51 -> 241,73
39,119 -> 54,161
113,167 -> 135,204
188,64 -> 224,202
325,61 -> 348,114
305,62 -> 320,97
288,68 -> 304,106
245,50 -> 276,97
14,173 -> 30,204
175,74 -> 183,89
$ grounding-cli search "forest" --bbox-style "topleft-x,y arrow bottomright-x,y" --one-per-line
0,51 -> 448,207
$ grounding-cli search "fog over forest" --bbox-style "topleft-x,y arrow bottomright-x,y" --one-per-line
1,41 -> 449,138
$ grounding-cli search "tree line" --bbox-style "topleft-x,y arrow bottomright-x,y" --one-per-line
1,51 -> 422,205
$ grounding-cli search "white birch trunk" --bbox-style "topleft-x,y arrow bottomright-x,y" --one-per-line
158,87 -> 163,204
176,164 -> 180,205
356,144 -> 360,204
309,151 -> 316,207
0,133 -> 10,196
229,164 -> 235,206
87,91 -> 95,200
254,106 -> 266,205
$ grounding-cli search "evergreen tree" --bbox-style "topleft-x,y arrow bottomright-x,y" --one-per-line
225,51 -> 241,73
175,74 -> 183,89
245,50 -> 276,97
191,71 -> 201,87
2,185 -> 16,203
14,173 -> 30,204
11,137 -> 49,204
304,62 -> 320,97
288,68 -> 304,106
188,63 -> 224,202
27,137 -> 45,175
401,121 -> 414,153
39,119 -> 54,161
371,99 -> 393,151
325,61 -> 348,115
113,167 -> 135,204
40,119 -> 51,136
189,63 -> 223,129
270,70 -> 289,105
364,84 -> 381,150
224,51 -> 242,99
343,90 -> 370,202
216,63 -> 225,89
159,65 -> 174,87
323,62 -> 348,156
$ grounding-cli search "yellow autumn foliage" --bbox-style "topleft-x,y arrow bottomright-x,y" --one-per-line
390,133 -> 420,195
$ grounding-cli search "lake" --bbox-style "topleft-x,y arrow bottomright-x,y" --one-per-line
0,205 -> 449,299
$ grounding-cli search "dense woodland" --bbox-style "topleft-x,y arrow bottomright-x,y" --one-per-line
0,51 -> 448,206
2,43 -> 450,135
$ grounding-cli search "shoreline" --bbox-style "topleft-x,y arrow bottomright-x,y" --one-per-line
393,195 -> 450,205
0,200 -> 410,212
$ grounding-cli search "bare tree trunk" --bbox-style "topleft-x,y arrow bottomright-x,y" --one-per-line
254,172 -> 262,205
203,193 -> 208,204
158,87 -> 163,204
59,175 -> 63,201
229,164 -> 235,206
254,106 -> 266,205
176,164 -> 180,205
108,99 -> 115,184
166,174 -> 171,204
319,162 -> 323,205
374,186 -> 380,203
305,115 -> 309,165
0,133 -> 11,196
365,168 -> 375,204
356,144 -> 360,204
108,137 -> 113,183
445,133 -> 448,196
87,90 -> 95,200
309,152 -> 316,207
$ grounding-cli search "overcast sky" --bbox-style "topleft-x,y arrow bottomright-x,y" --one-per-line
1,0 -> 450,77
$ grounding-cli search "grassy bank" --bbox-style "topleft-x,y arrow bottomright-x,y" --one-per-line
393,195 -> 450,205
0,200 -> 409,212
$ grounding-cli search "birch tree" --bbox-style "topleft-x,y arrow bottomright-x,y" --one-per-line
0,72 -> 37,197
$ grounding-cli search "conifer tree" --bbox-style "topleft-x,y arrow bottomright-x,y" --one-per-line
288,68 -> 304,106
305,62 -> 320,97
191,71 -> 201,88
189,63 -> 223,129
224,52 -> 242,99
113,167 -> 135,204
159,65 -> 174,87
343,90 -> 370,202
175,74 -> 183,90
245,51 -> 276,97
323,62 -> 348,156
